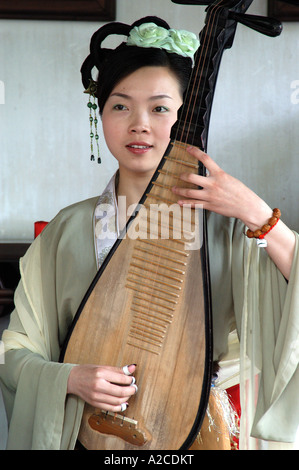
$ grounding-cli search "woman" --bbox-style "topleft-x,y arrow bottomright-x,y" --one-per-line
0,17 -> 298,450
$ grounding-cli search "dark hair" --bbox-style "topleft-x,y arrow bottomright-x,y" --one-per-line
81,16 -> 193,114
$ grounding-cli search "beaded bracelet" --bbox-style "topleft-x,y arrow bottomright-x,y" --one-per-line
246,208 -> 281,247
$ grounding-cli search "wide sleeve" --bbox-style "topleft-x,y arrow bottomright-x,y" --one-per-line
232,228 -> 299,445
0,199 -> 98,449
0,348 -> 81,449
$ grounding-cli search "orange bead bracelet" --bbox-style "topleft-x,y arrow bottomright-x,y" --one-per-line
246,208 -> 281,240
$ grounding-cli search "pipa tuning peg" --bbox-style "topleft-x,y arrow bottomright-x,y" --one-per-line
229,12 -> 282,37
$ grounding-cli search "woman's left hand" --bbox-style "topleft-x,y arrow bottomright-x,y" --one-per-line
171,146 -> 272,227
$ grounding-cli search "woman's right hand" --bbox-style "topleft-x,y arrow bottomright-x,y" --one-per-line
67,363 -> 137,412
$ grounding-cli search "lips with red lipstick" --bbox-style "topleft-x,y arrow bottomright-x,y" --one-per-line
126,142 -> 153,154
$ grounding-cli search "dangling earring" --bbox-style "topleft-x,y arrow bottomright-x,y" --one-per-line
85,80 -> 101,164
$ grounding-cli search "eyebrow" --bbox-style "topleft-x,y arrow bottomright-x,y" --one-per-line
109,92 -> 173,101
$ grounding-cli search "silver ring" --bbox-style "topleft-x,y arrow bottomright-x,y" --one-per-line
120,403 -> 127,412
122,365 -> 131,376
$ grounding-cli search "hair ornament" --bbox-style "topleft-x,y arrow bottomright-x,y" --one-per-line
126,22 -> 200,62
85,79 -> 101,164
84,79 -> 97,97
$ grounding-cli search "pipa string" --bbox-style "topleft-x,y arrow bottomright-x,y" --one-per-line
173,2 -> 222,153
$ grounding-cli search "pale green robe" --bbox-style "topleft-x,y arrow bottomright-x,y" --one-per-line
0,176 -> 298,449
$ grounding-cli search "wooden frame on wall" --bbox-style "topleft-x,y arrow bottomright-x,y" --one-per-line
0,0 -> 116,21
268,1 -> 299,21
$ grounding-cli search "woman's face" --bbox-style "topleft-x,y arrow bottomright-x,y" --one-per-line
102,66 -> 183,178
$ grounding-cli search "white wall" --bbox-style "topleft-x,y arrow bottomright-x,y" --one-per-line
1,0 -> 298,240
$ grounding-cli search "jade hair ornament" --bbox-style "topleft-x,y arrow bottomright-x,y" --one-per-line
126,22 -> 200,62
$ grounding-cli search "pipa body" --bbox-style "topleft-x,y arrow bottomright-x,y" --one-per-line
63,142 -> 211,449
